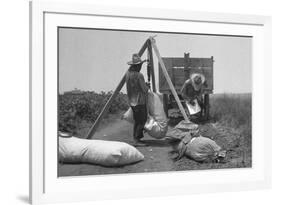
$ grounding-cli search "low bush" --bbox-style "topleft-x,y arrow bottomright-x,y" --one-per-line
59,91 -> 129,134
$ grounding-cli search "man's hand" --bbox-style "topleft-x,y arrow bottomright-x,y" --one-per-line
145,82 -> 151,88
188,99 -> 195,106
196,96 -> 203,104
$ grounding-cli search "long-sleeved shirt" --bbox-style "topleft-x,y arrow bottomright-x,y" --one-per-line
180,79 -> 204,101
125,70 -> 148,106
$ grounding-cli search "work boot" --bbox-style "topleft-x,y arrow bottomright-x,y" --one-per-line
132,138 -> 147,147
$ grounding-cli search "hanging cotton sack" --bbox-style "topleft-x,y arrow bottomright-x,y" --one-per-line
122,92 -> 168,122
147,92 -> 168,121
144,116 -> 168,139
122,91 -> 168,139
59,136 -> 144,166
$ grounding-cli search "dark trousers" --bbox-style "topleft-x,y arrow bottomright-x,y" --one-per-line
131,104 -> 147,140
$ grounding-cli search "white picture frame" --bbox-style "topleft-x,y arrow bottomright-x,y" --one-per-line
30,1 -> 272,204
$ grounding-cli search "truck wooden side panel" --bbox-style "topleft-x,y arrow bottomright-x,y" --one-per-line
159,53 -> 214,94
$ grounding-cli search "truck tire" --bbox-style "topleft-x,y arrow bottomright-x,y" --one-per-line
204,94 -> 210,120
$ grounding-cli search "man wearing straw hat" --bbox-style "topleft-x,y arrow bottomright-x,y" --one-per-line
180,73 -> 207,113
125,53 -> 149,146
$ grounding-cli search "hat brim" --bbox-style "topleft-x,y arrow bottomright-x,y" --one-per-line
127,60 -> 142,65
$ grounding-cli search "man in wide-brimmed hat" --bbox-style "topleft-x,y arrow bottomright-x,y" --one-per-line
180,73 -> 207,108
125,53 -> 149,146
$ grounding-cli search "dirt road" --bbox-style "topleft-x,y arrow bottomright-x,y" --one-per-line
58,116 -> 251,177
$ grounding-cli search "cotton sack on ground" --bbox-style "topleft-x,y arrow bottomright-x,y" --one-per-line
59,136 -> 144,166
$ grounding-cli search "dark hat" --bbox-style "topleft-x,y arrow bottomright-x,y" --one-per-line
127,53 -> 142,65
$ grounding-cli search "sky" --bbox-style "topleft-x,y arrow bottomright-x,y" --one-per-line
58,28 -> 252,94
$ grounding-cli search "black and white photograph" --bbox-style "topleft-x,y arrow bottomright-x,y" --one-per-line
58,28 -> 252,177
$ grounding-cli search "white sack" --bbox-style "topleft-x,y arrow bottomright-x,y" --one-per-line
122,107 -> 134,123
185,99 -> 201,115
122,92 -> 168,139
59,137 -> 144,166
147,92 -> 167,121
144,116 -> 168,139
122,91 -> 168,123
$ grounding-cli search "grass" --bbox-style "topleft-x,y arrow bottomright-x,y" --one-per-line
210,93 -> 252,166
210,93 -> 251,129
210,93 -> 252,148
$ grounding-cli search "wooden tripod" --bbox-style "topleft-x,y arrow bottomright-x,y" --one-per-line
85,37 -> 189,139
